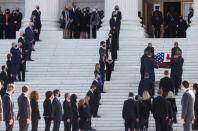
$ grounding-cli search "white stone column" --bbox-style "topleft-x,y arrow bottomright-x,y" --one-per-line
23,0 -> 60,31
187,0 -> 198,38
98,0 -> 145,39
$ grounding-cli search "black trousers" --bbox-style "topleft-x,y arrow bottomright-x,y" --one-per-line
64,120 -> 71,131
155,118 -> 168,131
32,119 -> 39,131
124,119 -> 135,131
106,62 -> 113,81
72,118 -> 79,131
19,118 -> 29,131
35,27 -> 41,41
154,26 -> 161,38
44,118 -> 51,131
28,43 -> 32,60
53,119 -> 61,131
93,100 -> 100,117
0,26 -> 3,39
4,25 -> 11,39
171,74 -> 182,94
18,62 -> 26,81
92,25 -> 97,39
5,121 -> 14,131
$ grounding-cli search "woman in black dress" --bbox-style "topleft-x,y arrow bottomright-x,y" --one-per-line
71,94 -> 79,131
30,90 -> 41,131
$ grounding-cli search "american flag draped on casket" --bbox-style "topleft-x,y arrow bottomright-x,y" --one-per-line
154,52 -> 171,68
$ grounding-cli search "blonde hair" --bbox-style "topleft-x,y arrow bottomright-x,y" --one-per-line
166,91 -> 175,99
142,90 -> 151,100
7,84 -> 15,92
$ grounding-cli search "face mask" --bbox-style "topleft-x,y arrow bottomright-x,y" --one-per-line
36,7 -> 39,10
58,94 -> 61,97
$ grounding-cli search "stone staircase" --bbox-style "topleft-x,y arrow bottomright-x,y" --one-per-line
0,37 -> 197,131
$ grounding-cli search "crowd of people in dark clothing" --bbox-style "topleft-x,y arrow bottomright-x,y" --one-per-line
0,7 -> 23,39
60,5 -> 104,39
122,41 -> 198,131
151,6 -> 193,38
0,5 -> 122,131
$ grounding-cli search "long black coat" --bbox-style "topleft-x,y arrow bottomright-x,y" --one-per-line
138,78 -> 154,97
122,99 -> 139,120
63,100 -> 73,121
159,77 -> 174,93
170,56 -> 184,77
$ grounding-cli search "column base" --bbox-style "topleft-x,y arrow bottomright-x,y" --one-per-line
97,19 -> 146,40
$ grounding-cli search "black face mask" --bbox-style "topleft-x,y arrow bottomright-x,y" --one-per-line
115,8 -> 119,10
36,7 -> 39,10
16,10 -> 19,12
109,36 -> 112,38
58,94 -> 61,97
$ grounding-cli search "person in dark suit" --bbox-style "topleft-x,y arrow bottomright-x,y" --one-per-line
171,42 -> 182,60
122,92 -> 139,131
3,84 -> 15,131
170,50 -> 184,95
52,89 -> 62,131
144,43 -> 155,58
99,53 -> 106,90
6,54 -> 12,83
140,52 -> 147,80
70,94 -> 79,131
151,7 -> 163,38
181,81 -> 195,131
193,83 -> 198,130
17,85 -> 31,131
0,65 -> 9,93
110,11 -> 121,51
43,91 -> 53,131
99,41 -> 106,57
78,98 -> 92,131
86,85 -> 96,116
3,9 -> 12,39
114,5 -> 122,21
106,48 -> 114,81
11,10 -> 18,39
188,8 -> 193,25
18,42 -> 26,81
152,89 -> 168,131
30,90 -> 41,131
15,8 -> 23,31
24,22 -> 34,61
32,5 -> 41,41
0,9 -> 3,39
177,16 -> 188,38
63,93 -> 73,131
94,63 -> 101,79
142,51 -> 158,82
90,8 -> 100,38
138,72 -> 155,97
159,70 -> 174,96
10,42 -> 21,81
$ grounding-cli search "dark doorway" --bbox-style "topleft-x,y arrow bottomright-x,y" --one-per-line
164,2 -> 181,17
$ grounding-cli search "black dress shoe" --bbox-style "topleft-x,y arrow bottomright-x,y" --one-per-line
32,49 -> 36,51
93,115 -> 101,118
27,59 -> 34,61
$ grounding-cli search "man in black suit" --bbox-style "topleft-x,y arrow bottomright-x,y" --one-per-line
86,85 -> 96,116
99,41 -> 106,57
3,9 -> 12,39
122,92 -> 139,131
144,43 -> 155,58
152,89 -> 168,131
159,70 -> 174,95
63,93 -> 73,131
142,51 -> 158,82
114,5 -> 122,21
32,5 -> 42,41
52,89 -> 62,131
17,85 -> 31,131
15,8 -> 23,31
0,65 -> 9,91
25,22 -> 34,61
138,72 -> 155,97
110,11 -> 121,50
151,7 -> 163,38
171,50 -> 184,95
171,42 -> 182,60
3,84 -> 15,131
177,16 -> 188,38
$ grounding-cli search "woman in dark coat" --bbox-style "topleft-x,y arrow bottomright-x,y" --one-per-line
78,98 -> 92,131
193,83 -> 198,130
63,93 -> 73,131
30,90 -> 41,131
71,94 -> 79,131
43,91 -> 53,131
